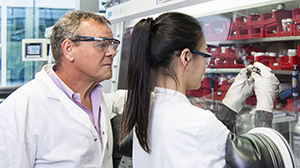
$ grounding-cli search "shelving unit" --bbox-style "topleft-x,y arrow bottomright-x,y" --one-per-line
208,36 -> 300,45
106,0 -> 300,167
205,68 -> 296,75
194,2 -> 300,148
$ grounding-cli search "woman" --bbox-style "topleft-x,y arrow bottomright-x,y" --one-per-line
120,12 -> 279,168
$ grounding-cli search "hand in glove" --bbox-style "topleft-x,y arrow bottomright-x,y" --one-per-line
222,67 -> 254,113
251,62 -> 279,113
254,110 -> 273,127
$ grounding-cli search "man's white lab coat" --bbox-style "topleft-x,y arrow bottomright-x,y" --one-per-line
0,64 -> 125,168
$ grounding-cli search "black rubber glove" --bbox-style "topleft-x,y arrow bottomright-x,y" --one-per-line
225,132 -> 284,168
216,104 -> 238,132
254,110 -> 273,127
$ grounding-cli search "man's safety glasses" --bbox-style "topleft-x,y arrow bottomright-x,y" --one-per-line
70,36 -> 120,51
191,50 -> 212,67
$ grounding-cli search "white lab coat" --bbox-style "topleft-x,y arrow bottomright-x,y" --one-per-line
0,64 -> 126,168
133,87 -> 230,168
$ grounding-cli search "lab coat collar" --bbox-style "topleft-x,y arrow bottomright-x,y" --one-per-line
34,64 -> 101,140
153,87 -> 191,104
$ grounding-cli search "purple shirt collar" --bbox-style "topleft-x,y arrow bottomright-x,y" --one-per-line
48,65 -> 102,136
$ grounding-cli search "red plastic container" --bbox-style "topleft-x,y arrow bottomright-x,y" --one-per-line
294,21 -> 300,36
220,47 -> 236,57
255,53 -> 277,67
245,96 -> 257,105
202,85 -> 230,101
238,16 -> 251,27
213,58 -> 227,68
186,89 -> 202,97
238,27 -> 251,39
227,28 -> 239,40
207,58 -> 215,68
250,13 -> 271,26
278,23 -> 293,37
279,55 -> 300,70
269,62 -> 281,70
214,91 -> 226,101
263,10 -> 292,25
208,47 -> 221,58
230,18 -> 239,28
293,8 -> 300,21
231,59 -> 245,68
265,23 -> 279,37
201,77 -> 217,89
250,26 -> 265,39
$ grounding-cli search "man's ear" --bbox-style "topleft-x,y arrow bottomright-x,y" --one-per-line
62,39 -> 75,62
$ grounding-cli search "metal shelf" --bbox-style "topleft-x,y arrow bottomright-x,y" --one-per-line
208,36 -> 300,46
205,68 -> 241,74
273,116 -> 297,124
205,68 -> 294,75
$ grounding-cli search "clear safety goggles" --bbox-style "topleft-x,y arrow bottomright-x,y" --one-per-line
191,50 -> 212,67
71,35 -> 120,51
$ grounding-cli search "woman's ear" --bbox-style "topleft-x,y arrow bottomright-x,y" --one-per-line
179,48 -> 192,67
62,39 -> 75,62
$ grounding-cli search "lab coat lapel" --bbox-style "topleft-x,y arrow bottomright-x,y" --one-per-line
36,64 -> 99,136
62,99 -> 98,135
99,92 -> 111,163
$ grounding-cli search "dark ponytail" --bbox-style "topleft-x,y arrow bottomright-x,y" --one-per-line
120,12 -> 204,153
120,18 -> 154,153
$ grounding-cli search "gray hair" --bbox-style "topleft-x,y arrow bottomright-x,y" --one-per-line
50,10 -> 110,64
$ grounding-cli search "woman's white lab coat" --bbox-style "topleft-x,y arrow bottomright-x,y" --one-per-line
133,87 -> 230,168
0,64 -> 125,168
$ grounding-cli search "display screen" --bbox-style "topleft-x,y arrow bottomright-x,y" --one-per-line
26,43 -> 42,56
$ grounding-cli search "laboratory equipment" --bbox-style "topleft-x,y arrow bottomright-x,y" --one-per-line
22,38 -> 50,62
293,117 -> 300,167
21,26 -> 54,63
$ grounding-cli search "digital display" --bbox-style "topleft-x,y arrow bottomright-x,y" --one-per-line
26,43 -> 41,56
22,39 -> 49,61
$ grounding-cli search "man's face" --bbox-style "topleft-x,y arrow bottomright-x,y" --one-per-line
71,19 -> 117,83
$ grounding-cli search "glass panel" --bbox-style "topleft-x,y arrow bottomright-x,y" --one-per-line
184,2 -> 300,151
0,6 -> 2,85
0,6 -> 2,44
38,8 -> 70,38
187,3 -> 300,116
103,0 -> 130,8
6,7 -> 70,86
6,7 -> 25,86
0,46 -> 1,85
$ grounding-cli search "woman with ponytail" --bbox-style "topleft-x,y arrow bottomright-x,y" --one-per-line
120,12 -> 281,168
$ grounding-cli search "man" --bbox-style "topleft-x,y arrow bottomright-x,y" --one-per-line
0,10 -> 125,167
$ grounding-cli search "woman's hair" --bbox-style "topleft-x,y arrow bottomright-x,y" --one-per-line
50,10 -> 110,64
120,12 -> 204,153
